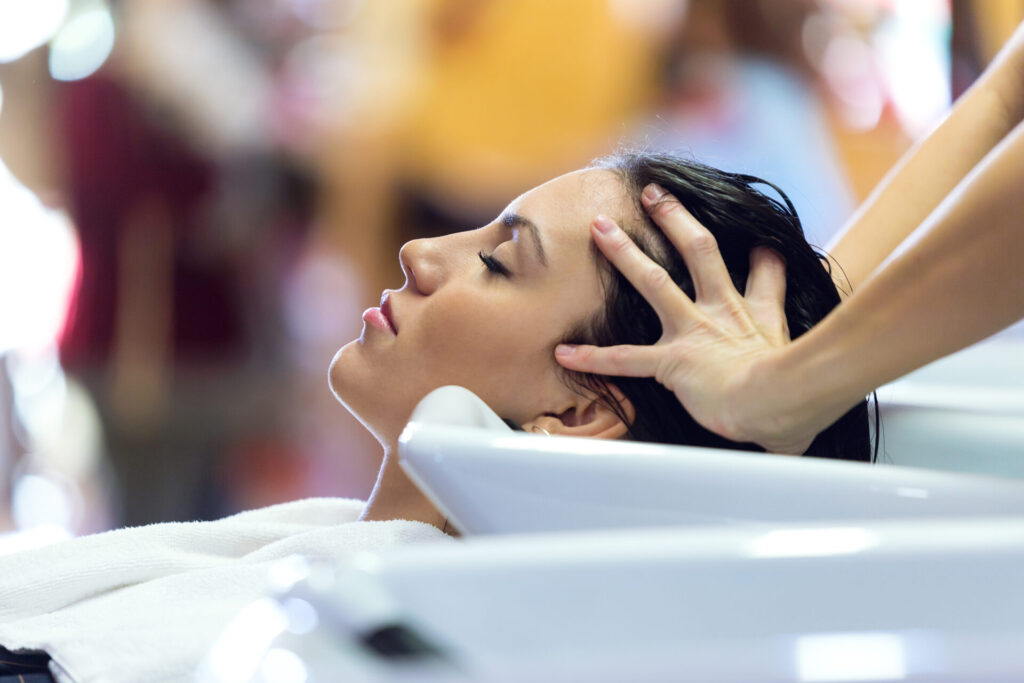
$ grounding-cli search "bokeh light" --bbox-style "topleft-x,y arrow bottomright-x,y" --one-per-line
12,472 -> 77,531
0,160 -> 79,355
875,1 -> 951,138
0,0 -> 69,63
48,2 -> 116,82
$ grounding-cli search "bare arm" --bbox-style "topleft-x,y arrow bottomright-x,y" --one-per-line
827,21 -> 1024,295
772,114 -> 1024,445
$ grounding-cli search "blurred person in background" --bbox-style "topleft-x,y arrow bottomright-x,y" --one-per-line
636,0 -> 856,247
52,0 -> 324,525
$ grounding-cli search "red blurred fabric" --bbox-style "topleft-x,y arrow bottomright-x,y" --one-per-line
57,73 -> 243,368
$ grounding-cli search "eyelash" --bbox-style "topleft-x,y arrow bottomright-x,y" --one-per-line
478,250 -> 512,278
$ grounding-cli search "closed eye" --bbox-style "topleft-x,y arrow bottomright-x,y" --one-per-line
478,250 -> 512,277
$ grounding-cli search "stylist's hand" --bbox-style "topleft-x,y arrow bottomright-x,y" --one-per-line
555,184 -> 816,455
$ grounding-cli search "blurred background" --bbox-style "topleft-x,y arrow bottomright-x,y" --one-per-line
0,0 -> 1021,540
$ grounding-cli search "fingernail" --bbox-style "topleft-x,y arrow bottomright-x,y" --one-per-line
593,215 -> 617,235
555,344 -> 577,357
642,183 -> 666,203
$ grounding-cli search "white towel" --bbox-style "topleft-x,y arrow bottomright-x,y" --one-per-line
0,497 -> 452,683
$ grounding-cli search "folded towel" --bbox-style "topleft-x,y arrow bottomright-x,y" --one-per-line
0,498 -> 452,683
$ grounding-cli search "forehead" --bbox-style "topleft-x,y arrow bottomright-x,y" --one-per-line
510,168 -> 636,244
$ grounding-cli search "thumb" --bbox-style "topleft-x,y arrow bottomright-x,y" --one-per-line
554,344 -> 660,378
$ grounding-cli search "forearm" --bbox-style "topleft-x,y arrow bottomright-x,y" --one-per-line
778,115 -> 1024,433
827,26 -> 1024,294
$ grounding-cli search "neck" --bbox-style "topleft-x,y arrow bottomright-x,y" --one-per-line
360,440 -> 449,531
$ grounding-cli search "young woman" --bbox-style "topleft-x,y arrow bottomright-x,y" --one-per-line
0,152 -> 868,682
331,151 -> 870,532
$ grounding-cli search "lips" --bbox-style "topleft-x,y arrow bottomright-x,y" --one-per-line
362,291 -> 398,336
380,291 -> 398,334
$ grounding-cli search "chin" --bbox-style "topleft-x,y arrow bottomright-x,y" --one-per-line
328,343 -> 366,415
327,341 -> 399,445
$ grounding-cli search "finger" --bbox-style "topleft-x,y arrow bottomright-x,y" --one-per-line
641,184 -> 736,305
744,247 -> 786,301
745,247 -> 789,344
554,342 -> 663,378
590,215 -> 695,331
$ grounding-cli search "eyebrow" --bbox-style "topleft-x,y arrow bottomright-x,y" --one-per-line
502,212 -> 548,267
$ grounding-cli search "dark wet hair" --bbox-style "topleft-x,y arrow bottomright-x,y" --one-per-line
559,151 -> 872,462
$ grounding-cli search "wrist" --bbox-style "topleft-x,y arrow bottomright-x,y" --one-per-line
751,332 -> 851,454
726,348 -> 808,453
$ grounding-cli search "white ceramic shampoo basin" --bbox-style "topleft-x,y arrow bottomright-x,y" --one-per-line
216,517 -> 1024,682
398,386 -> 1024,535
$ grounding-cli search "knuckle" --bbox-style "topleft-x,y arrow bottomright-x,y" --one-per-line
644,264 -> 672,291
609,233 -> 634,255
600,231 -> 635,262
648,198 -> 678,220
609,346 -> 631,369
767,254 -> 787,276
717,299 -> 751,326
688,230 -> 719,257
653,354 -> 681,388
753,255 -> 782,281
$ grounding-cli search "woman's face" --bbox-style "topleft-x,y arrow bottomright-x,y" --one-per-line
329,168 -> 636,443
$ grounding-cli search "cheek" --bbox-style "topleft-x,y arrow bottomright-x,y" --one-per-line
410,290 -> 559,406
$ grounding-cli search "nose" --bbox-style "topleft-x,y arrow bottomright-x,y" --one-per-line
398,238 -> 443,295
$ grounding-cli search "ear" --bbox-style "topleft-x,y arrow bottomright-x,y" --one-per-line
521,386 -> 635,440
